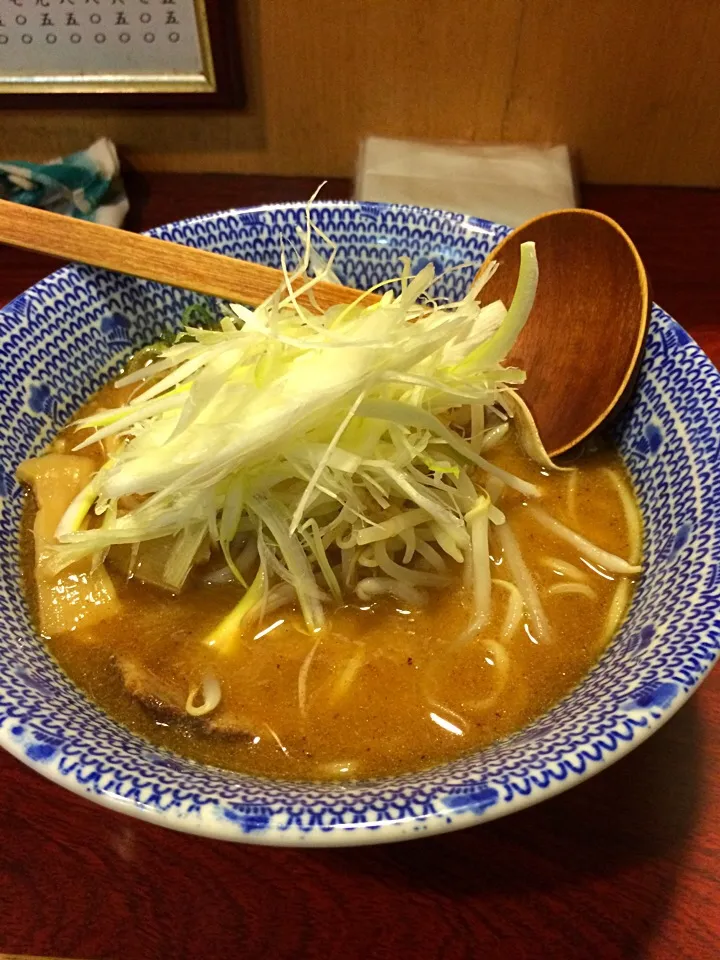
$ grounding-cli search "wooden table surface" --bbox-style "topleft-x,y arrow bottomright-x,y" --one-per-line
0,175 -> 718,960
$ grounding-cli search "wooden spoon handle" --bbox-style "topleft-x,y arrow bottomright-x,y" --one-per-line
0,199 -> 380,311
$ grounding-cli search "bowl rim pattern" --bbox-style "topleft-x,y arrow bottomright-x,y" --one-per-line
0,200 -> 718,847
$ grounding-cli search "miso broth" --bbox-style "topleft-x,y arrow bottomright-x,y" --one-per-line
17,247 -> 642,783
21,405 -> 638,781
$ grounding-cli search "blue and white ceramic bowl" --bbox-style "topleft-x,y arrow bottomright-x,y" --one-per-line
0,202 -> 718,846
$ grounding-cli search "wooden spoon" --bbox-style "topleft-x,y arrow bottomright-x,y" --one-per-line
0,200 -> 647,457
480,208 -> 649,456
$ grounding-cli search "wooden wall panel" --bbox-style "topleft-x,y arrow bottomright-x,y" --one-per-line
502,0 -> 720,184
0,0 -> 718,186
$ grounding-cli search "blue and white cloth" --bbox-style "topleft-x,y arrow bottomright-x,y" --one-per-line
0,137 -> 128,226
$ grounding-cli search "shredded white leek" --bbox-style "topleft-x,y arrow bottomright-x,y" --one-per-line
50,224 -> 542,639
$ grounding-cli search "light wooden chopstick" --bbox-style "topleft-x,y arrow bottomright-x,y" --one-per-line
0,198 -> 382,312
0,954 -> 85,960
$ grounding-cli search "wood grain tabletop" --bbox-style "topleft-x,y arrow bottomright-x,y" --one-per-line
0,174 -> 718,960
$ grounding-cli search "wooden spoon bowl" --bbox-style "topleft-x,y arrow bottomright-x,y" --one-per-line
479,209 -> 649,457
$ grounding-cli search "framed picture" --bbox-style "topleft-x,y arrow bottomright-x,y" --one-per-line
0,0 -> 244,108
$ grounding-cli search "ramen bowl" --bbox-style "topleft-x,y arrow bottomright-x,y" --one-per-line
0,202 -> 718,846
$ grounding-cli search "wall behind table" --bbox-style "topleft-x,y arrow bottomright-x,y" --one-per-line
1,0 -> 718,187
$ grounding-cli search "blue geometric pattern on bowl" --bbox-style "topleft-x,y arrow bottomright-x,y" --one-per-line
0,201 -> 718,847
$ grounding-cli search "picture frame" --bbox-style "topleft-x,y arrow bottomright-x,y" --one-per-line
0,0 -> 245,109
